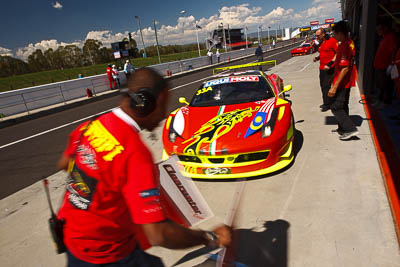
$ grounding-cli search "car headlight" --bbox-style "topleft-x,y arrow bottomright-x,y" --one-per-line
169,132 -> 178,143
168,109 -> 185,143
261,108 -> 279,138
168,117 -> 183,143
262,126 -> 272,137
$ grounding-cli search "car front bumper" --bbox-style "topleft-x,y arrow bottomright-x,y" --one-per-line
162,140 -> 294,179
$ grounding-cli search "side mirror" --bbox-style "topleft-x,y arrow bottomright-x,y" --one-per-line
179,97 -> 189,105
283,84 -> 292,92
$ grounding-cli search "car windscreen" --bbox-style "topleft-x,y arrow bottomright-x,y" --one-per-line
301,43 -> 311,47
190,76 -> 275,107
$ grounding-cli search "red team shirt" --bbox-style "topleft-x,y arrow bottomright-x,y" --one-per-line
334,37 -> 356,89
318,37 -> 338,70
373,32 -> 398,70
106,67 -> 113,78
58,108 -> 166,264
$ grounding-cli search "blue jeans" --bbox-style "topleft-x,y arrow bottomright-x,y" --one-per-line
67,248 -> 164,267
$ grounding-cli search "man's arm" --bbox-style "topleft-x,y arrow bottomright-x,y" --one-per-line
57,154 -> 70,170
141,220 -> 231,249
324,55 -> 336,70
328,66 -> 349,97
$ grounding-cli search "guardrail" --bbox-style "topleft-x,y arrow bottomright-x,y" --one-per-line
0,39 -> 300,118
0,73 -> 127,117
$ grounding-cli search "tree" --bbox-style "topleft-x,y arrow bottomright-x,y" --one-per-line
122,37 -> 137,49
82,39 -> 102,65
53,46 -> 68,69
63,45 -> 83,68
28,49 -> 51,72
0,56 -> 30,77
98,47 -> 113,63
44,48 -> 55,69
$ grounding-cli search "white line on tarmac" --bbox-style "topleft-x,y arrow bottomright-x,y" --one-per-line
1,46 -> 295,149
168,77 -> 209,91
299,62 -> 311,72
288,58 -> 299,65
278,154 -> 309,219
0,109 -> 113,150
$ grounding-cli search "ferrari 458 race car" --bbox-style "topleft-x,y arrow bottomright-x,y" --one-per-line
291,42 -> 314,56
162,64 -> 294,179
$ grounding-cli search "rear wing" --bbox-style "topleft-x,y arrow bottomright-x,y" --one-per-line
212,60 -> 277,75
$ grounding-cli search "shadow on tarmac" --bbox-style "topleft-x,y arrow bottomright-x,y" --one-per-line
324,114 -> 366,127
174,219 -> 290,267
193,129 -> 304,183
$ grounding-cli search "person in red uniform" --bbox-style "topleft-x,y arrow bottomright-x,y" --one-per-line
314,28 -> 338,112
106,64 -> 116,90
328,21 -> 358,140
57,68 -> 231,266
372,18 -> 398,107
391,47 -> 400,120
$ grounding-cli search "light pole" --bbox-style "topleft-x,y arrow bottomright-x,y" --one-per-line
227,24 -> 232,51
180,10 -> 201,57
195,23 -> 201,57
245,26 -> 248,49
257,26 -> 261,44
221,22 -> 227,52
267,26 -> 271,47
135,15 -> 147,58
153,20 -> 161,64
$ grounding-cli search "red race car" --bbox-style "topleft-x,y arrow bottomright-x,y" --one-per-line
291,42 -> 314,56
162,67 -> 295,179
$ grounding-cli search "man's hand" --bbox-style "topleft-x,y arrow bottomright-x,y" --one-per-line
212,225 -> 232,247
323,65 -> 330,70
313,57 -> 318,62
328,86 -> 337,97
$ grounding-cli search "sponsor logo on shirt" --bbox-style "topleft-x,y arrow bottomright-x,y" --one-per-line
82,120 -> 124,161
76,144 -> 98,170
139,188 -> 160,198
144,199 -> 161,206
66,160 -> 98,210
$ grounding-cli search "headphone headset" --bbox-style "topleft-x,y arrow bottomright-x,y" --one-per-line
127,87 -> 159,117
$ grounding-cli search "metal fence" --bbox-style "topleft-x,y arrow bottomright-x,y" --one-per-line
0,39 -> 299,118
0,73 -> 127,117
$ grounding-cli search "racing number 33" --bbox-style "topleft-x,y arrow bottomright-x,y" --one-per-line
196,87 -> 213,95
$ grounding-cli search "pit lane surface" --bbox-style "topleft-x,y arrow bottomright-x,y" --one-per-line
0,43 -> 299,199
1,49 -> 399,267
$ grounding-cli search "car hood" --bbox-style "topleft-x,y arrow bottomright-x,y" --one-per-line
292,47 -> 308,52
170,98 -> 279,155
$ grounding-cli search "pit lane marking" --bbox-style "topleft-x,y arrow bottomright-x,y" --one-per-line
0,47 -> 295,149
169,77 -> 210,91
279,154 -> 309,219
299,63 -> 311,72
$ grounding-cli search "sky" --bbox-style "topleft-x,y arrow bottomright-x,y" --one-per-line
0,0 -> 341,61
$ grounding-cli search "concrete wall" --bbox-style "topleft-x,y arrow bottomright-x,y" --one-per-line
0,72 -> 127,117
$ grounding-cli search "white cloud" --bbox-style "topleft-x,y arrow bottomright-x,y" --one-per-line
0,46 -> 13,57
85,30 -> 128,47
52,1 -> 63,10
15,39 -> 81,61
14,2 -> 341,59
